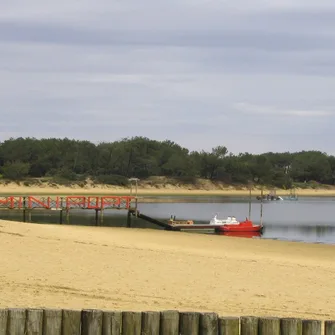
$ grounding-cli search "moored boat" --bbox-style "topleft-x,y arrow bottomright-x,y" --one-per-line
215,218 -> 263,233
209,214 -> 240,225
168,215 -> 194,226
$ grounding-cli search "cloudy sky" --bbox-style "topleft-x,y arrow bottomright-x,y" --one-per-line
1,0 -> 335,154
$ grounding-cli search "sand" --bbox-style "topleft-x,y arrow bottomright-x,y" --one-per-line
0,219 -> 334,320
1,182 -> 335,197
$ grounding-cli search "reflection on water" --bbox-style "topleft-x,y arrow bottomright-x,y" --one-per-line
1,196 -> 335,245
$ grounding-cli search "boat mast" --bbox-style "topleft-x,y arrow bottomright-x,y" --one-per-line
248,184 -> 252,220
260,187 -> 263,225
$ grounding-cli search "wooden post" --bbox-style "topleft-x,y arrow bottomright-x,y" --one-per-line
127,210 -> 132,228
302,319 -> 321,335
23,196 -> 26,222
241,316 -> 258,335
66,209 -> 70,224
141,311 -> 160,335
81,309 -> 103,335
43,309 -> 62,335
200,312 -> 218,335
62,309 -> 81,335
160,310 -> 179,335
179,312 -> 200,335
281,318 -> 302,335
100,205 -> 104,225
135,197 -> 138,217
259,317 -> 280,335
325,320 -> 335,335
7,308 -> 26,335
260,187 -> 264,226
219,317 -> 239,335
59,197 -> 63,225
102,311 -> 122,335
122,311 -> 141,335
26,308 -> 43,335
0,309 -> 8,335
95,209 -> 99,226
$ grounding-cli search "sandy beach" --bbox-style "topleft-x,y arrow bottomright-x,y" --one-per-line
1,182 -> 335,197
0,219 -> 334,321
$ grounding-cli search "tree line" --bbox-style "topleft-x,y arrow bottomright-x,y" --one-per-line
0,136 -> 334,188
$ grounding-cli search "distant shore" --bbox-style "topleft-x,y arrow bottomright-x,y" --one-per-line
1,182 -> 335,197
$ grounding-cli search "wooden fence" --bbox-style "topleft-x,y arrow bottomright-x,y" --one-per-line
0,308 -> 334,334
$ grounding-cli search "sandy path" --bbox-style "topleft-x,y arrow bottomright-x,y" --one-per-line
0,219 -> 334,320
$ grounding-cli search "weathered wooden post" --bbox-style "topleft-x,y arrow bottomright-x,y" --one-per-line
241,316 -> 258,335
141,311 -> 160,335
81,309 -> 103,335
59,197 -> 63,225
219,316 -> 239,335
23,196 -> 26,222
179,312 -> 200,335
160,310 -> 179,335
66,208 -> 70,225
325,320 -> 335,335
0,309 -> 8,335
26,308 -> 43,335
43,309 -> 62,335
100,201 -> 104,225
199,312 -> 218,335
7,308 -> 26,334
102,311 -> 122,335
302,319 -> 321,335
127,210 -> 132,228
259,317 -> 280,335
95,209 -> 99,226
62,309 -> 81,335
122,311 -> 141,335
281,318 -> 302,335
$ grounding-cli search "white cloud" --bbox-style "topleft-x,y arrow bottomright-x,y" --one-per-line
233,102 -> 334,117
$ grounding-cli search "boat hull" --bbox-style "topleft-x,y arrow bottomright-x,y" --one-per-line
215,220 -> 263,233
218,231 -> 261,238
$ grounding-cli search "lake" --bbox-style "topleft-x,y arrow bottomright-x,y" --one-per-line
1,196 -> 335,245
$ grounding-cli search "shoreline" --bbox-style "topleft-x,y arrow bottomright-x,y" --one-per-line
0,219 -> 334,320
1,184 -> 335,197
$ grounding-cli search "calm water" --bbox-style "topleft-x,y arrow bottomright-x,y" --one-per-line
1,196 -> 335,245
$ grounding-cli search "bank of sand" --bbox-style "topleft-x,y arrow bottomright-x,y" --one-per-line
0,219 -> 334,321
1,182 -> 335,197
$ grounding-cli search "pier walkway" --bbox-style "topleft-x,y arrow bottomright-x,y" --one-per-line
0,195 -> 136,210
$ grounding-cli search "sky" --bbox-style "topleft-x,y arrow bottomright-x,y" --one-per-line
1,0 -> 335,154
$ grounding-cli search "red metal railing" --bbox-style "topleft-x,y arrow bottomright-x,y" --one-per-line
0,196 -> 136,210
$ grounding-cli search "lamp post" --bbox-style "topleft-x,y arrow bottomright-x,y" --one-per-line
129,178 -> 139,198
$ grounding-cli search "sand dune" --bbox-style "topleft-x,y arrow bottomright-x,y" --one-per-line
0,219 -> 334,321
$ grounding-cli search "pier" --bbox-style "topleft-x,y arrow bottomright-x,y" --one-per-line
0,195 -> 136,225
0,193 -> 264,235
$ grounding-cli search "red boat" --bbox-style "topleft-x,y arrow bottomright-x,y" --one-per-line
215,219 -> 263,233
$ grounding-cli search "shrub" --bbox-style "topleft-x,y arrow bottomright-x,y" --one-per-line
94,174 -> 130,186
2,161 -> 30,180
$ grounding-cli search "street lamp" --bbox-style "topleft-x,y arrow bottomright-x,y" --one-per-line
129,178 -> 139,198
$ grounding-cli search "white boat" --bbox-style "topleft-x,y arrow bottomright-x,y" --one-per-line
209,214 -> 240,225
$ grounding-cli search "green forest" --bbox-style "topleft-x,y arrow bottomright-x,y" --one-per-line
0,136 -> 334,189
